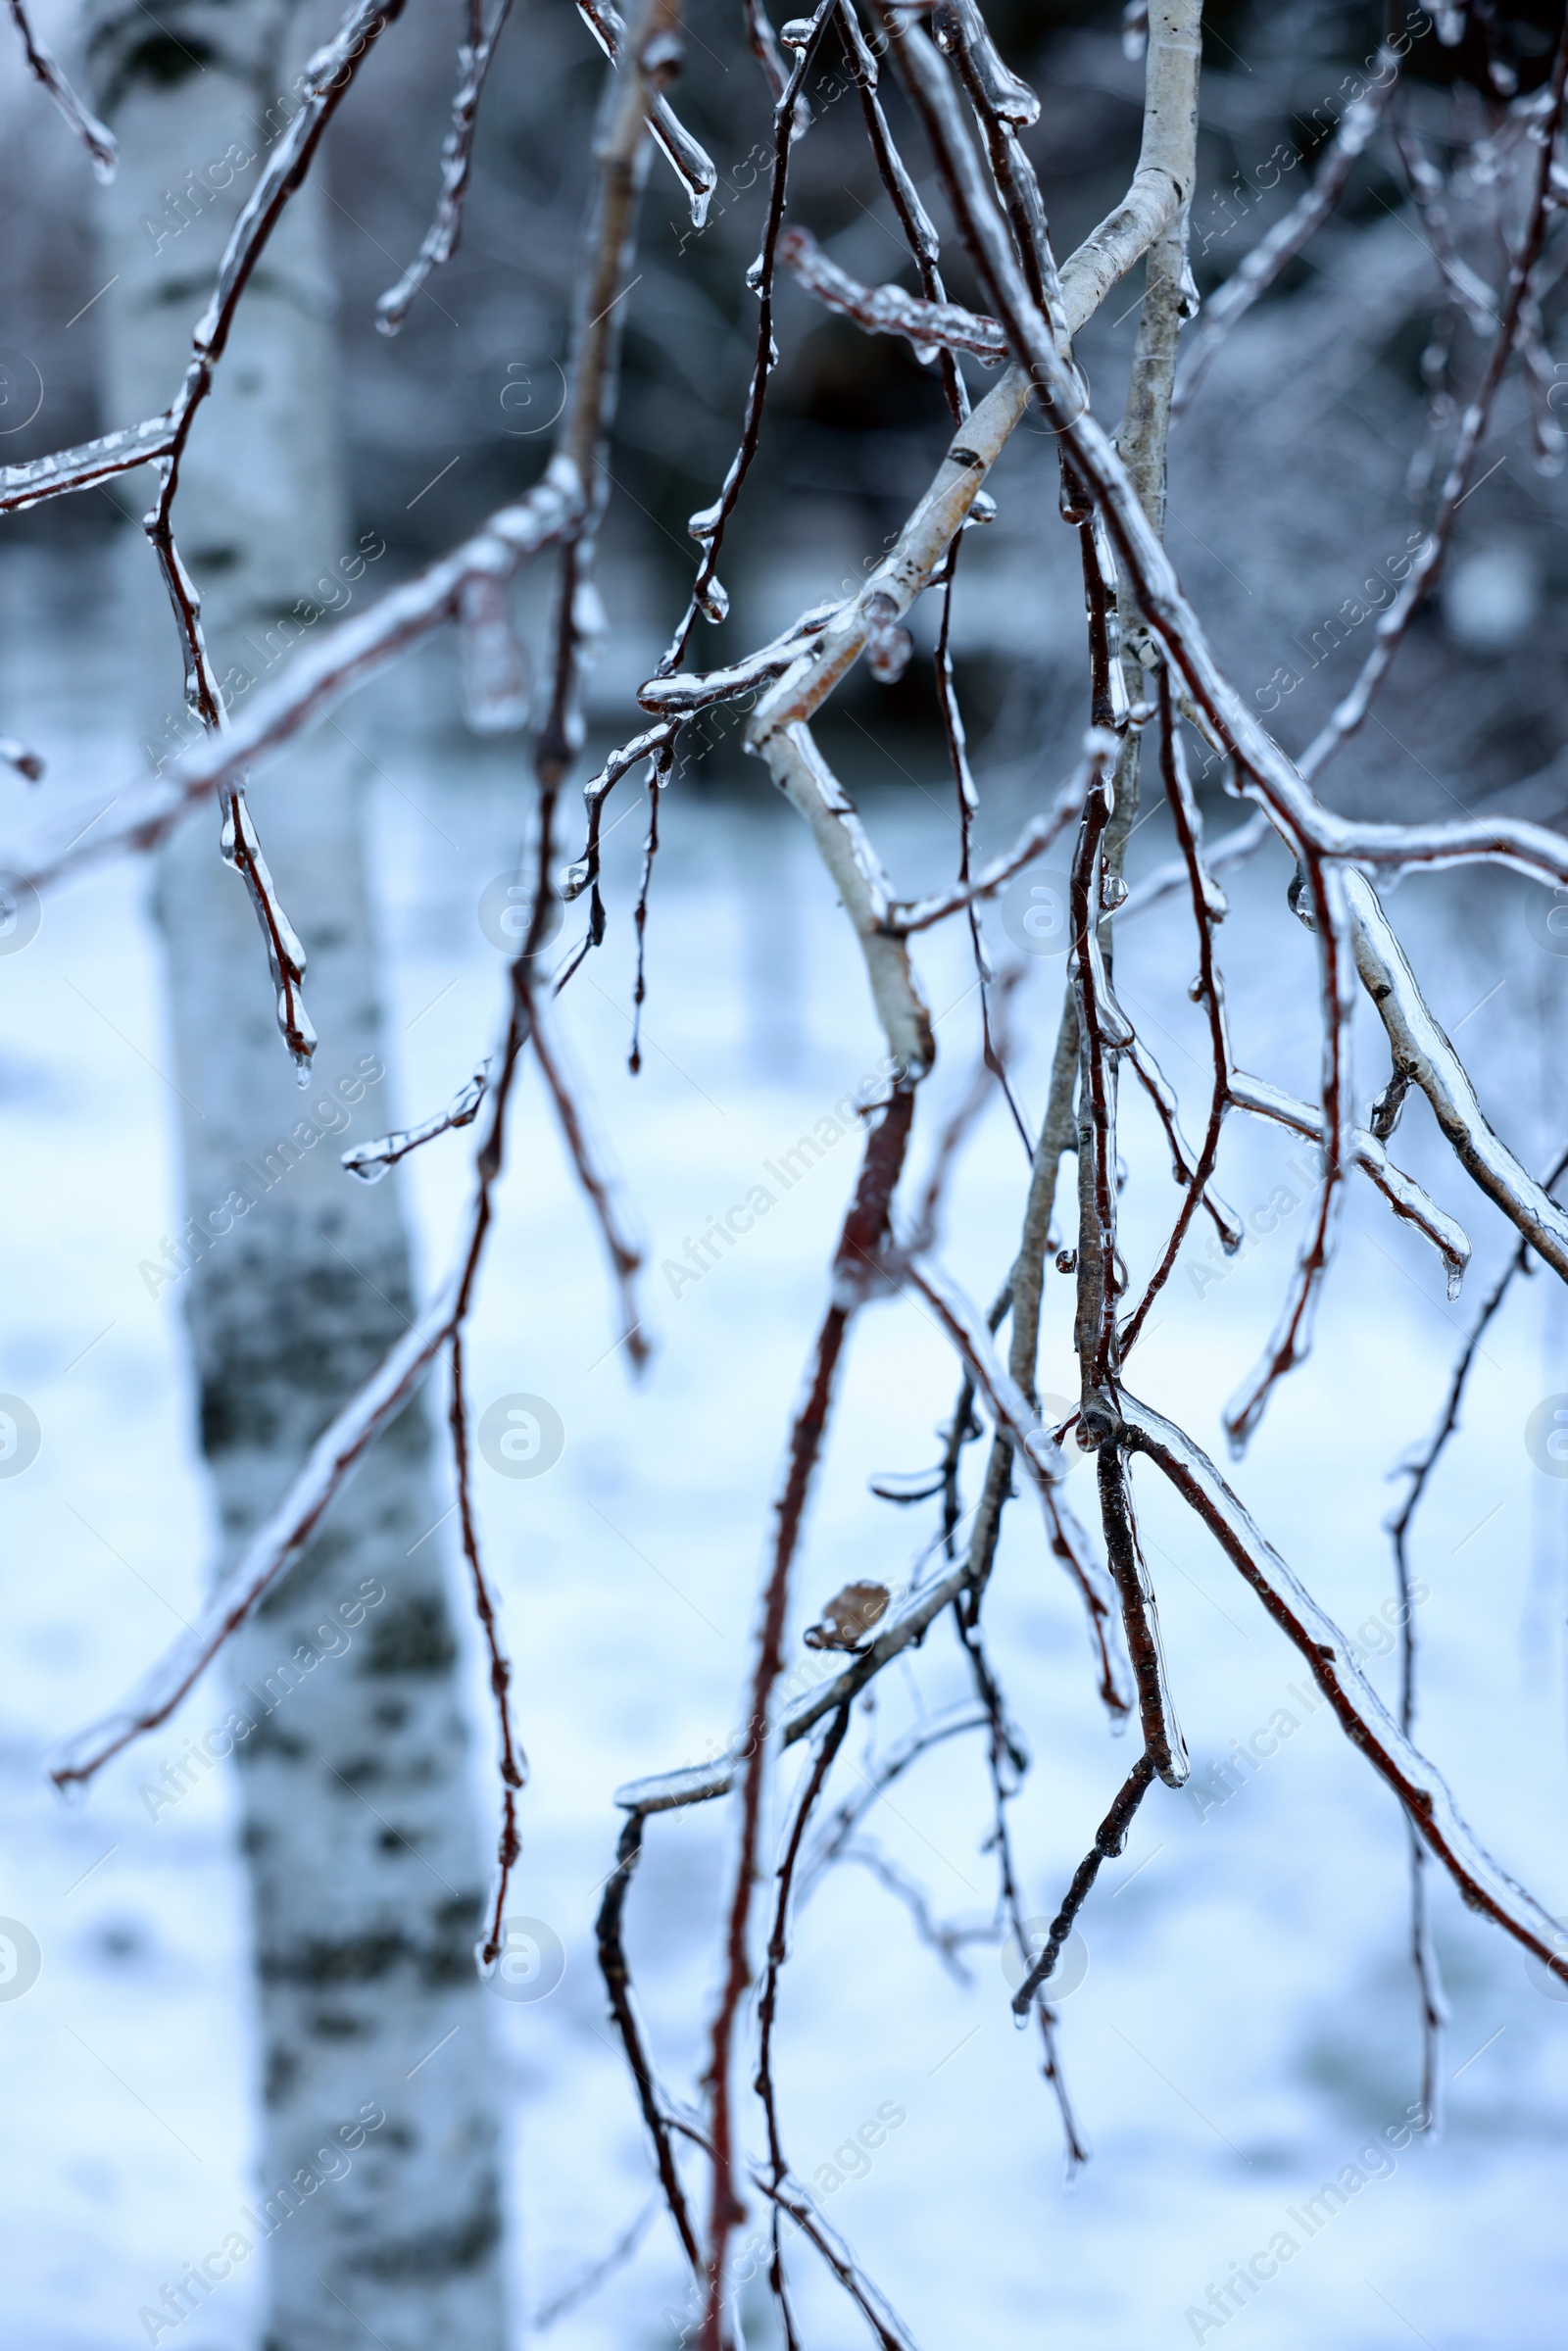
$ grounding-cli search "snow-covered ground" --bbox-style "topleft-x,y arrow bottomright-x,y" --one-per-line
1,541 -> 1565,2351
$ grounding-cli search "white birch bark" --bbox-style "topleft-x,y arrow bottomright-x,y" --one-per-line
85,2 -> 510,2343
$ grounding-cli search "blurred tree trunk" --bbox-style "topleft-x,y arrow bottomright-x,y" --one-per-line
84,3 -> 511,2345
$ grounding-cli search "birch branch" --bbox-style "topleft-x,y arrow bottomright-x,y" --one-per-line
766,723 -> 935,1075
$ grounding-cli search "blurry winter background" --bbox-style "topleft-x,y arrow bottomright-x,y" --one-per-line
1,0 -> 1567,2345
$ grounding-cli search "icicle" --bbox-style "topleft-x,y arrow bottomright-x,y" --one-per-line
938,0 -> 1040,126
1176,256 -> 1201,321
654,101 -> 716,227
1058,464 -> 1092,528
865,595 -> 912,684
573,579 -> 609,644
459,572 -> 531,733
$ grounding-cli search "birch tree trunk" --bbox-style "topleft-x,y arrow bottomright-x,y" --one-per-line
84,3 -> 511,2344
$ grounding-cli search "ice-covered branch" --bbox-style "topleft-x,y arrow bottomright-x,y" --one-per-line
6,0 -> 116,178
766,723 -> 936,1074
1174,40 -> 1403,416
15,469 -> 581,889
375,0 -> 517,332
881,729 -> 1115,935
449,1331 -> 526,1968
341,1061 -> 490,1181
49,1281 -> 460,1790
659,0 -> 840,674
1226,1067 -> 1470,1290
635,603 -> 838,716
1123,1392 -> 1567,1979
572,0 -> 717,223
778,224 -> 1009,363
1298,33 -> 1568,781
1345,869 -> 1568,1283
0,414 -> 181,517
701,1090 -> 913,2344
1010,1751 -> 1156,2012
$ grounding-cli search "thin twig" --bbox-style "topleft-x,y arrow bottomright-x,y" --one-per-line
6,0 -> 116,178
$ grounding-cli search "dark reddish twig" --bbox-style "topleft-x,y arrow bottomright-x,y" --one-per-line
667,2116 -> 919,2351
595,1811 -> 705,2274
702,1087 -> 913,2347
658,0 -> 838,675
450,1331 -> 526,1966
1123,1390 -> 1567,1978
627,753 -> 663,1074
1011,1751 -> 1156,2013
1118,684 -> 1237,1353
341,1060 -> 489,1181
530,1006 -> 649,1367
755,1705 -> 852,2344
955,1598 -> 1090,2168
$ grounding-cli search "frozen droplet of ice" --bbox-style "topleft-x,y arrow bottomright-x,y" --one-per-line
1443,544 -> 1539,655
